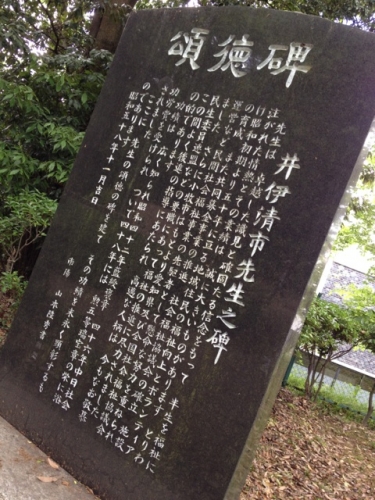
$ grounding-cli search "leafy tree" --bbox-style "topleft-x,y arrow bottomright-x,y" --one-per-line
0,1 -> 113,278
137,0 -> 375,32
0,189 -> 57,273
298,297 -> 365,399
0,2 -> 113,197
334,145 -> 375,272
0,269 -> 27,338
339,285 -> 375,425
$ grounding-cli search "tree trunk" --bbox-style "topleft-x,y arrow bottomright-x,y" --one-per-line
313,358 -> 328,402
363,380 -> 375,426
313,348 -> 333,401
305,352 -> 323,399
90,0 -> 139,54
304,353 -> 314,397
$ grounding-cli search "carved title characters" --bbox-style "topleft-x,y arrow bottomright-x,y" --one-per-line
168,27 -> 313,87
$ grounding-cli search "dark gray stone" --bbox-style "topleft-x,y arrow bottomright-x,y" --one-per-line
1,6 -> 375,500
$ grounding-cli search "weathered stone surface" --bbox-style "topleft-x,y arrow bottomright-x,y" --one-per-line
1,7 -> 375,500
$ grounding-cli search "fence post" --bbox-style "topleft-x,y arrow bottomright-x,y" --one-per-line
282,354 -> 296,387
331,366 -> 341,387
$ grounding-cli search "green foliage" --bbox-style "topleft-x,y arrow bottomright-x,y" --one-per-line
319,383 -> 368,414
0,189 -> 57,273
289,369 -> 369,412
299,298 -> 362,355
298,297 -> 367,398
0,271 -> 27,299
339,283 -> 375,309
287,368 -> 375,428
0,1 -> 113,274
287,370 -> 305,391
0,271 -> 27,333
135,0 -> 375,32
334,284 -> 375,424
334,145 -> 375,266
300,294 -> 375,425
137,0 -> 375,32
0,1 -> 113,198
0,51 -> 111,197
337,284 -> 375,350
317,396 -> 375,429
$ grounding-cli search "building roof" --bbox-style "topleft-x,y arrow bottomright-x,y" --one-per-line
320,261 -> 375,376
338,348 -> 375,377
320,261 -> 374,306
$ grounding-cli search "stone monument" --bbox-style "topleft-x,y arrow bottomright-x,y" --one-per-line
1,6 -> 375,500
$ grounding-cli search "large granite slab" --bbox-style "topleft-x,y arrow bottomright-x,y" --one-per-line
1,6 -> 375,500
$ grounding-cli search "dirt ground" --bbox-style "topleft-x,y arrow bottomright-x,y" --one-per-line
241,388 -> 375,500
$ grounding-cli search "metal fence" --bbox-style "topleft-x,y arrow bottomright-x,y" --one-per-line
285,350 -> 375,421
